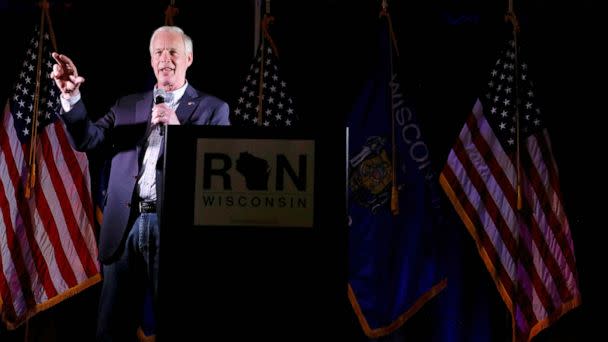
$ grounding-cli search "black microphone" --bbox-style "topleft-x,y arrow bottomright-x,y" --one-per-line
153,88 -> 166,136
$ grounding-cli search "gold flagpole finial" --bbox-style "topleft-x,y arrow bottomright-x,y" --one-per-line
164,1 -> 179,26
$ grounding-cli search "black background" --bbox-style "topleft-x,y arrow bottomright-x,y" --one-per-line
0,0 -> 603,341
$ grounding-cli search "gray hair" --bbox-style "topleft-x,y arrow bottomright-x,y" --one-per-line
149,26 -> 193,55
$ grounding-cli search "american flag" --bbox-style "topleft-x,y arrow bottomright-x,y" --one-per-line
0,26 -> 100,329
440,40 -> 581,341
232,38 -> 298,127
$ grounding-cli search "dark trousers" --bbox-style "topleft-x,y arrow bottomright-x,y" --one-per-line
96,213 -> 160,342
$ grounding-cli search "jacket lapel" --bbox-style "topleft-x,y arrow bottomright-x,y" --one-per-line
137,91 -> 155,126
136,91 -> 155,169
175,85 -> 199,124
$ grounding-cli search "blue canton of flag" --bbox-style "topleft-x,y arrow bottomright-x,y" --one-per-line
347,15 -> 446,339
232,37 -> 298,127
10,31 -> 60,143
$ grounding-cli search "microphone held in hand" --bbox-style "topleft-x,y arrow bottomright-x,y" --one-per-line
153,88 -> 166,135
153,88 -> 166,104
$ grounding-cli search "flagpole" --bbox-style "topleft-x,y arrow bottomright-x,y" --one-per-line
254,0 -> 262,55
380,0 -> 401,215
256,23 -> 266,126
505,1 -> 522,211
256,0 -> 274,126
164,0 -> 179,26
25,1 -> 50,199
505,2 -> 522,341
24,4 -> 51,341
43,2 -> 57,51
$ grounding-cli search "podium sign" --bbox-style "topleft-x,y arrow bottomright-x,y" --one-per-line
158,126 -> 348,341
193,138 -> 315,227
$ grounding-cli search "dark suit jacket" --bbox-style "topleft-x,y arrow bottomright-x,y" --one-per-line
61,85 -> 230,263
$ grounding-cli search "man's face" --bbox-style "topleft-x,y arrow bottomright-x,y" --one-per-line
150,30 -> 192,91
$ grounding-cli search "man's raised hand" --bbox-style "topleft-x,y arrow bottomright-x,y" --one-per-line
51,52 -> 85,99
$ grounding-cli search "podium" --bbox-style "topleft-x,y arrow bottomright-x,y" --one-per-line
157,126 -> 348,340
